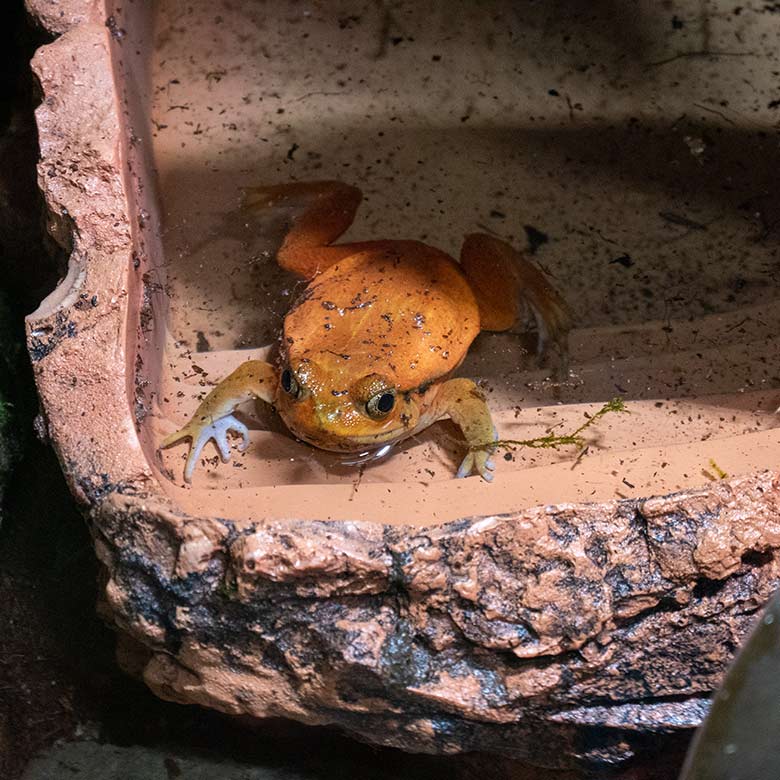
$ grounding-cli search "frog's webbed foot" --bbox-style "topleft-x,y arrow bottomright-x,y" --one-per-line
519,289 -> 571,376
159,359 -> 276,483
161,414 -> 250,483
456,425 -> 498,482
460,232 -> 571,378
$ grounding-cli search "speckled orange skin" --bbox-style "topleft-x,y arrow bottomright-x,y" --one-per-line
277,243 -> 480,452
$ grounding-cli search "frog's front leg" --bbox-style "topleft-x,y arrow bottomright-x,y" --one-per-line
421,378 -> 498,481
160,360 -> 277,482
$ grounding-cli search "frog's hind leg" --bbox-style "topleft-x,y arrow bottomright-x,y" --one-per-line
459,233 -> 571,375
243,181 -> 373,279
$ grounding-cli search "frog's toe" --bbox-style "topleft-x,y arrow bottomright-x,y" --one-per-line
162,414 -> 249,483
205,415 -> 249,462
456,436 -> 497,482
160,426 -> 191,450
194,415 -> 249,476
478,450 -> 497,482
456,452 -> 476,479
456,450 -> 496,481
527,298 -> 570,376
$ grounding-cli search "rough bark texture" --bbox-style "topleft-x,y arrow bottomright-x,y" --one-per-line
23,0 -> 780,771
93,475 -> 780,767
25,0 -> 94,35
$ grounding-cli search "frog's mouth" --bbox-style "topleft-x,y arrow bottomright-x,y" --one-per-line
337,442 -> 396,466
282,418 -> 411,454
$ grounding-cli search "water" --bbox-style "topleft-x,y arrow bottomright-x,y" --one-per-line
146,0 -> 780,509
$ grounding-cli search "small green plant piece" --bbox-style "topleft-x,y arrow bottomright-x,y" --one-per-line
708,458 -> 728,480
472,397 -> 628,454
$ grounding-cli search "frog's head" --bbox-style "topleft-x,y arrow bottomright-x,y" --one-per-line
274,358 -> 419,452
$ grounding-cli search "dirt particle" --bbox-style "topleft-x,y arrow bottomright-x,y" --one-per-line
524,225 -> 549,254
196,331 -> 211,352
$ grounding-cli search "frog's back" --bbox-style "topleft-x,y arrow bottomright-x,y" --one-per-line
283,241 -> 480,388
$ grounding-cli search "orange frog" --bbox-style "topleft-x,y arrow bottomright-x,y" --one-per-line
161,181 -> 570,482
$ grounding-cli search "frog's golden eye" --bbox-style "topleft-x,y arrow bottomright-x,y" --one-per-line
281,368 -> 302,399
366,389 -> 396,419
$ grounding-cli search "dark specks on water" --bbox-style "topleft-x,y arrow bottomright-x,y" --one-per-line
412,312 -> 425,328
610,253 -> 635,268
524,225 -> 549,254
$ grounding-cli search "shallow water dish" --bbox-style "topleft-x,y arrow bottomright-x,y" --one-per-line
25,0 -> 780,767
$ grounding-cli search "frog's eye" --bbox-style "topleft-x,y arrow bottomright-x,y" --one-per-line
281,368 -> 301,398
366,389 -> 396,419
